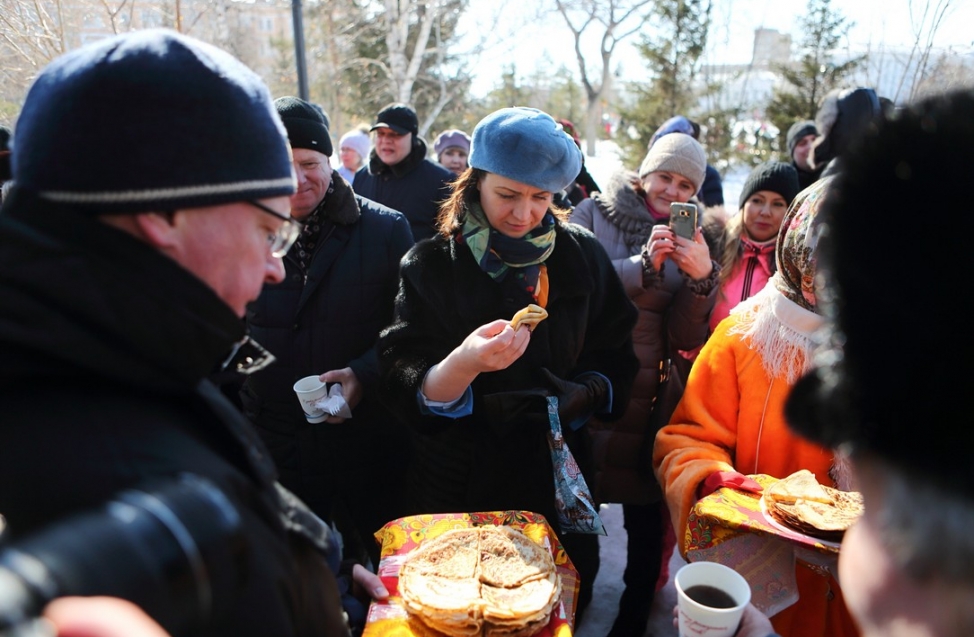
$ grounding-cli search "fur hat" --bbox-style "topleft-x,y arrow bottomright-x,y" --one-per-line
637,133 -> 707,191
786,120 -> 817,157
433,129 -> 471,157
469,107 -> 582,193
811,87 -> 881,170
276,96 -> 333,156
738,161 -> 800,209
371,103 -> 418,136
12,29 -> 294,213
339,129 -> 370,161
787,88 -> 974,496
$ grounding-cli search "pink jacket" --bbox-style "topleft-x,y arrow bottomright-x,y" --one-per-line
710,236 -> 775,331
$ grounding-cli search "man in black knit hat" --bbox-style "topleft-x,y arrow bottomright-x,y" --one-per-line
0,30 -> 350,636
785,120 -> 820,190
242,97 -> 414,595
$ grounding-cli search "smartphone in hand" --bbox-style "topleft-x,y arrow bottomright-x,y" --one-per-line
669,202 -> 698,240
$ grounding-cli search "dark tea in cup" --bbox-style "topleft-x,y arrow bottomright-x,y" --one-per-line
674,561 -> 751,637
683,584 -> 737,609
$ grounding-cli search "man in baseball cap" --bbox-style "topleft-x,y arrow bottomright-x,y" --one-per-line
353,102 -> 453,241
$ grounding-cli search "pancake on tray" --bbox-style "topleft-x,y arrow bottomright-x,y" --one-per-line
765,470 -> 864,541
398,526 -> 561,637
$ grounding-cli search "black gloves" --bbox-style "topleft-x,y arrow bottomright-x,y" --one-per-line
540,368 -> 609,430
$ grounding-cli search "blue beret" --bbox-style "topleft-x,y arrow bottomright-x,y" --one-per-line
13,29 -> 295,213
469,107 -> 582,193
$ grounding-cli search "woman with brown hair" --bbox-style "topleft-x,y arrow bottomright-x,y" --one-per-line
378,107 -> 638,620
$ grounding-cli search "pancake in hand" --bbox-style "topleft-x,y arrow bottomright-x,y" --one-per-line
509,304 -> 548,332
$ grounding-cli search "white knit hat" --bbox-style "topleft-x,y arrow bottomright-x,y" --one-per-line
637,133 -> 707,191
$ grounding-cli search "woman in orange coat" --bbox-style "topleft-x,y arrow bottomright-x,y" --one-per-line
654,178 -> 857,637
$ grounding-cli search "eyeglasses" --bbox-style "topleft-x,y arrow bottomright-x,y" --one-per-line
248,200 -> 302,257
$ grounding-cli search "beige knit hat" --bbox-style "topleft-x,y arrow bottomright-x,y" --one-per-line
637,133 -> 707,191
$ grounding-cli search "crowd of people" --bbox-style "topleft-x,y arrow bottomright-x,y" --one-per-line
0,26 -> 971,637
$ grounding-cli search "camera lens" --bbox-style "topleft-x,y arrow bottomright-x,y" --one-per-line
0,474 -> 245,634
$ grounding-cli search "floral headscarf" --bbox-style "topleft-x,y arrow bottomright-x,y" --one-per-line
773,178 -> 829,312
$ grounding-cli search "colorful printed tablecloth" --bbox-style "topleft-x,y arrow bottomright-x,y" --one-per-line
684,475 -> 840,617
363,510 -> 578,637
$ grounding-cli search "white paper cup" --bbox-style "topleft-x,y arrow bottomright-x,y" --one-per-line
675,561 -> 751,637
293,375 -> 328,423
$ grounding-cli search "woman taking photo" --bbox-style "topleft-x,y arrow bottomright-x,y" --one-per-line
708,161 -> 799,331
570,132 -> 719,637
378,107 -> 638,620
654,180 -> 857,637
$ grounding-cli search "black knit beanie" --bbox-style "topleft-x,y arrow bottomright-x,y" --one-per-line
738,161 -> 800,209
12,29 -> 295,213
786,120 -> 817,158
275,97 -> 333,156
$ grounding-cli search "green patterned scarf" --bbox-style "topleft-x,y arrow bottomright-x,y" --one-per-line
458,201 -> 556,298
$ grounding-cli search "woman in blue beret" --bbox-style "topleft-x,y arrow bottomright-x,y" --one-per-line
378,107 -> 638,622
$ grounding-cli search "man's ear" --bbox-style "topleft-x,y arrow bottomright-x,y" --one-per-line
130,212 -> 180,249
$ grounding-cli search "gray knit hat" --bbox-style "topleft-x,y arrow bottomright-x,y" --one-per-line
786,120 -> 817,157
637,133 -> 707,191
12,29 -> 295,213
433,129 -> 471,156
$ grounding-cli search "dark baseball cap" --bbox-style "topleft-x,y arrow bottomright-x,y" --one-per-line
370,103 -> 418,136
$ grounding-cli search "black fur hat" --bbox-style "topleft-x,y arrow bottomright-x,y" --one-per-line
810,87 -> 881,171
786,88 -> 974,496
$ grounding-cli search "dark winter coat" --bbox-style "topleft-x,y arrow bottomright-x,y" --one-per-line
352,137 -> 454,242
242,174 -> 414,557
376,220 -> 638,532
571,172 -> 719,504
0,189 -> 349,637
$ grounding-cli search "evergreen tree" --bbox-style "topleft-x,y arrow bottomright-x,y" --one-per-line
765,0 -> 865,152
616,0 -> 712,169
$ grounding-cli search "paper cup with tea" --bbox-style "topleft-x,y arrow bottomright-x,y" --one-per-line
675,561 -> 751,637
293,375 -> 329,423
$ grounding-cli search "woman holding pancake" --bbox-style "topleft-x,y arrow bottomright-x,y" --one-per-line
653,180 -> 858,637
378,107 -> 638,620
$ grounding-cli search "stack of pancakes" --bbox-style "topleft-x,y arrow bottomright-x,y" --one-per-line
398,526 -> 561,637
765,469 -> 864,541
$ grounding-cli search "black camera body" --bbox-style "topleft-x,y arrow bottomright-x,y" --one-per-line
0,474 -> 246,636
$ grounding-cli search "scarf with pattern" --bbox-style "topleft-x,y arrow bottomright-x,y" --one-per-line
774,178 -> 828,312
458,201 -> 556,302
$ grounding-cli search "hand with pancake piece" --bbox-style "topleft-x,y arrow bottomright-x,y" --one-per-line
422,319 -> 530,404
